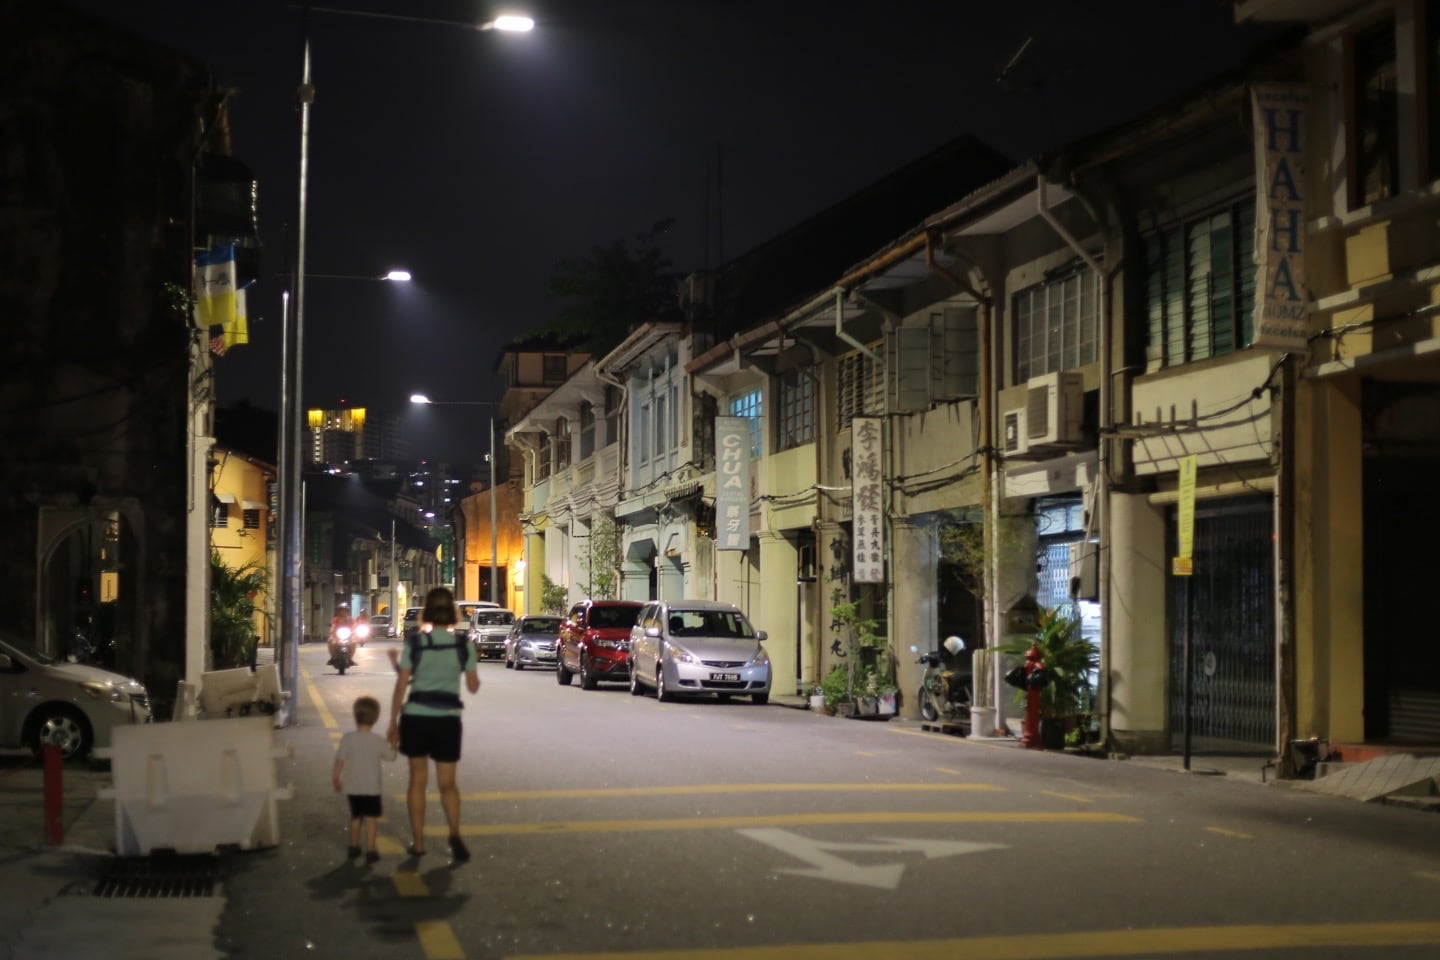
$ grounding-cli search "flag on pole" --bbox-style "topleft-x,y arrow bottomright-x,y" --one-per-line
194,244 -> 237,329
222,284 -> 250,351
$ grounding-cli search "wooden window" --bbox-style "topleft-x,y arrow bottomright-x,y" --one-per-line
776,369 -> 814,452
1014,268 -> 1099,383
1353,17 -> 1400,207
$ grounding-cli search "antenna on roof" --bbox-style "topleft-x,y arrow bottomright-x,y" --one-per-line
995,35 -> 1033,92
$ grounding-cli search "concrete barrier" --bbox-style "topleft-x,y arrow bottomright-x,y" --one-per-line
95,715 -> 293,856
197,666 -> 284,719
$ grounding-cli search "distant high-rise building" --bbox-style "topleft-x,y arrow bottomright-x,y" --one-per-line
306,407 -> 366,465
363,412 -> 410,462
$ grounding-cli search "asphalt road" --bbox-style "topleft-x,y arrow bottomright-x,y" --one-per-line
215,637 -> 1440,960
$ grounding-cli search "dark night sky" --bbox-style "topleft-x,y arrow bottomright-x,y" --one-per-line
63,0 -> 1280,465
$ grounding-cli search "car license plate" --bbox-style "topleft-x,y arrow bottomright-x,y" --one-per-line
709,672 -> 740,682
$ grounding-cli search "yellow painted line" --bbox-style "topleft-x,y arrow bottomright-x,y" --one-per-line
503,921 -> 1440,960
391,871 -> 429,897
933,767 -> 964,775
301,669 -> 341,732
886,726 -> 1012,748
377,835 -> 407,856
442,782 -> 1003,803
429,809 -> 1137,838
415,921 -> 465,959
1203,826 -> 1254,840
1039,791 -> 1094,803
1415,870 -> 1440,882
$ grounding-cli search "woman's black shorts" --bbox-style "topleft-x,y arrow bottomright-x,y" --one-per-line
348,794 -> 382,818
398,713 -> 463,763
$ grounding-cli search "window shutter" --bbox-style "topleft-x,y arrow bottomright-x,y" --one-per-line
935,306 -> 978,399
888,325 -> 931,413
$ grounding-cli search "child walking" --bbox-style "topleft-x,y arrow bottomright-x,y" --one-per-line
333,695 -> 397,863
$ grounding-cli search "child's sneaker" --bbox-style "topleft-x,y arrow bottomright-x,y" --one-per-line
347,845 -> 362,859
364,851 -> 380,864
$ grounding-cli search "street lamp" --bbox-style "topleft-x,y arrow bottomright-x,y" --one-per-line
276,6 -> 530,725
410,394 -> 500,606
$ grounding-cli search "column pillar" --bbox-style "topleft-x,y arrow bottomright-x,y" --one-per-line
891,516 -> 937,720
1108,491 -> 1168,753
757,531 -> 798,697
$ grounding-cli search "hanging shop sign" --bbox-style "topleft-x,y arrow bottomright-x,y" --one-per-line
1250,82 -> 1310,352
851,417 -> 885,583
715,417 -> 750,550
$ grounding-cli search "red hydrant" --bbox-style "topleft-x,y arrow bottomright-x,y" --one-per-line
1022,642 -> 1045,750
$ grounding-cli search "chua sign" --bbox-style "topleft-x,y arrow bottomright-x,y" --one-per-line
715,417 -> 751,550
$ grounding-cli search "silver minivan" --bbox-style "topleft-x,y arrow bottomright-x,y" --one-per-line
0,633 -> 151,759
627,599 -> 770,704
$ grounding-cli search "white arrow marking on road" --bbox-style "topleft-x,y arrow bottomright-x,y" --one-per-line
737,828 -> 1006,890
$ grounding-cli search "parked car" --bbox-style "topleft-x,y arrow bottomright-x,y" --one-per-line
370,613 -> 394,639
504,615 -> 563,670
402,606 -> 423,643
470,608 -> 517,659
557,599 -> 643,689
628,599 -> 770,704
0,632 -> 151,760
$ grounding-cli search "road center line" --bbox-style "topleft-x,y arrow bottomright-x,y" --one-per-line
437,783 -> 1004,803
428,810 -> 1138,838
1203,826 -> 1254,839
502,921 -> 1440,960
415,920 -> 465,960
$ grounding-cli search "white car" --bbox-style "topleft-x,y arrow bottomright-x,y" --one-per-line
627,599 -> 770,704
0,633 -> 151,759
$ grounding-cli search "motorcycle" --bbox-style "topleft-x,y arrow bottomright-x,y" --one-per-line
916,635 -> 972,727
328,623 -> 358,675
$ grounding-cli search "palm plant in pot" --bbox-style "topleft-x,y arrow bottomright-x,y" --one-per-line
1000,606 -> 1097,749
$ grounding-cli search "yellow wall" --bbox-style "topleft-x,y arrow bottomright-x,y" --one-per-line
210,450 -> 275,648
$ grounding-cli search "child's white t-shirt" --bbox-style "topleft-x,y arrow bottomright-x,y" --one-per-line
336,729 -> 396,796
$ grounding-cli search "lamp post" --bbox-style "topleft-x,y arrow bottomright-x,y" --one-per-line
276,7 -> 531,725
410,395 -> 500,605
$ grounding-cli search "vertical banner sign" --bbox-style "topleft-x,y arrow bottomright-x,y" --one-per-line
851,417 -> 885,583
1173,454 -> 1197,577
1251,82 -> 1309,351
715,417 -> 751,550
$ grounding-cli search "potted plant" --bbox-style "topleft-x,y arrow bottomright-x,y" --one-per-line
820,664 -> 851,716
1000,606 -> 1097,749
805,682 -> 826,711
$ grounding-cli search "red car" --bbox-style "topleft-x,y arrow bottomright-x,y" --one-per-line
556,599 -> 643,690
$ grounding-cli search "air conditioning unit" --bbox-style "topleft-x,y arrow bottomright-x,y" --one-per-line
1001,408 -> 1028,456
1025,371 -> 1084,448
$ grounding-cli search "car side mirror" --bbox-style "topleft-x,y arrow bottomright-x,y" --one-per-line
644,626 -> 661,638
756,630 -> 768,642
0,653 -> 11,670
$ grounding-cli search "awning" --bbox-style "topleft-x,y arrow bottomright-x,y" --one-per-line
241,499 -> 265,511
213,492 -> 237,504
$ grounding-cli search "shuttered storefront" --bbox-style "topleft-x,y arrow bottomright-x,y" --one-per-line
1166,495 -> 1276,749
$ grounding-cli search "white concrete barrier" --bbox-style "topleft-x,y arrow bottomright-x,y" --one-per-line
197,666 -> 284,719
96,715 -> 293,856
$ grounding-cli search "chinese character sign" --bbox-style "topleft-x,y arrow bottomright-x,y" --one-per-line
851,417 -> 885,583
1251,82 -> 1309,351
715,417 -> 751,551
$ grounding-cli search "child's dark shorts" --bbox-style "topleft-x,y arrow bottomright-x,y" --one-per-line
347,794 -> 382,818
398,713 -> 463,763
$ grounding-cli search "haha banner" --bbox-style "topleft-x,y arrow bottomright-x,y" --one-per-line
715,417 -> 751,550
850,417 -> 884,583
1251,82 -> 1310,351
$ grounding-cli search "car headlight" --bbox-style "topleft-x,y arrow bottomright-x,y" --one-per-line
749,647 -> 771,667
80,680 -> 125,703
666,645 -> 698,664
592,637 -> 618,649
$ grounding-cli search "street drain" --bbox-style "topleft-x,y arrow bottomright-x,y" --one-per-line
93,855 -> 222,898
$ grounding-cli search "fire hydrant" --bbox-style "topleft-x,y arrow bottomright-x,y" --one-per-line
1022,642 -> 1045,750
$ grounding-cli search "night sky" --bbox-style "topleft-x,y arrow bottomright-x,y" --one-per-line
62,0 -> 1279,464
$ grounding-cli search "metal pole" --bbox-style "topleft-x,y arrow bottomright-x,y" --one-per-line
489,416 -> 498,605
390,515 -> 398,616
278,30 -> 313,726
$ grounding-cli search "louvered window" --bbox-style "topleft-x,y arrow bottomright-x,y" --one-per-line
836,347 -> 882,430
776,370 -> 814,451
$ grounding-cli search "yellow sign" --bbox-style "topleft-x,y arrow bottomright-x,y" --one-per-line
1177,455 -> 1197,561
1172,556 -> 1193,577
100,570 -> 120,602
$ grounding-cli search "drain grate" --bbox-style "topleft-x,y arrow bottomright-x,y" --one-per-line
94,855 -> 222,898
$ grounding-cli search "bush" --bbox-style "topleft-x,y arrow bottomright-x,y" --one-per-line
820,664 -> 851,707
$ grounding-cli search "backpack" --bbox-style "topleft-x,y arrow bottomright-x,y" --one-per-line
407,628 -> 469,672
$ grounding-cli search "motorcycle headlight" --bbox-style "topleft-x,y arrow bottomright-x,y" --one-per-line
337,626 -> 352,640
666,645 -> 698,665
355,624 -> 370,638
80,680 -> 125,703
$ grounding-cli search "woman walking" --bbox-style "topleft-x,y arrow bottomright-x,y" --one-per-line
387,586 -> 480,859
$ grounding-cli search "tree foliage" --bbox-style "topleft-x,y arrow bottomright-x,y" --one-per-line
580,514 -> 622,600
540,574 -> 569,615
210,551 -> 266,670
541,219 -> 679,356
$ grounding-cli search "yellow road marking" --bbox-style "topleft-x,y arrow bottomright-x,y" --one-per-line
437,783 -> 1003,803
1415,870 -> 1440,882
933,767 -> 964,775
503,921 -> 1440,960
1203,826 -> 1254,840
377,835 -> 407,856
392,871 -> 429,897
427,809 -> 1137,838
302,668 -> 341,732
416,920 -> 465,959
886,726 -> 1012,748
1038,791 -> 1095,803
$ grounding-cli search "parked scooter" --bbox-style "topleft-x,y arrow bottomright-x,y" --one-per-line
916,635 -> 972,725
328,621 -> 358,675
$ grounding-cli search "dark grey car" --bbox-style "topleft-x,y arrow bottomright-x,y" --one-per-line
504,615 -> 563,671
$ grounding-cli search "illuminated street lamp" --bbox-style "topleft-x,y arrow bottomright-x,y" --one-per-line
410,394 -> 501,606
276,7 -> 530,724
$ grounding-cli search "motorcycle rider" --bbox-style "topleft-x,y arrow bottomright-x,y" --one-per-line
329,604 -> 357,668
